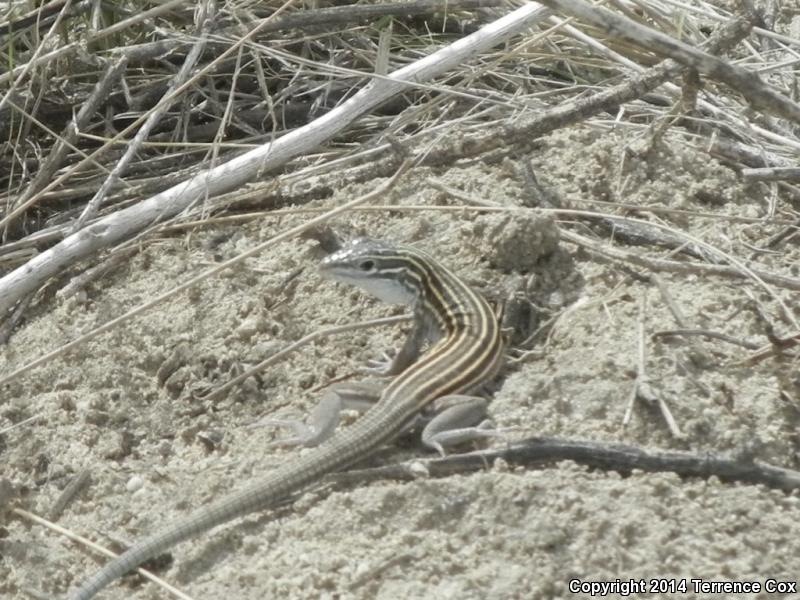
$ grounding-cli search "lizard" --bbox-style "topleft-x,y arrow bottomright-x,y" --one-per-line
68,237 -> 505,599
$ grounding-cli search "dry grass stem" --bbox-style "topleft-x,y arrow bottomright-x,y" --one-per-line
11,508 -> 196,600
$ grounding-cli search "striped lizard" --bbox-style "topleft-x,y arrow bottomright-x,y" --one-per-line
68,237 -> 505,599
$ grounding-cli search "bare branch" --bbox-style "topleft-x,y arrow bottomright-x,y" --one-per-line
334,437 -> 800,493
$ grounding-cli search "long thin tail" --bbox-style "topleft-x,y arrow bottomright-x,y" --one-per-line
69,498 -> 250,600
68,407 -> 403,599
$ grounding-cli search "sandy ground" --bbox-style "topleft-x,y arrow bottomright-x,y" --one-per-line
2,125 -> 799,599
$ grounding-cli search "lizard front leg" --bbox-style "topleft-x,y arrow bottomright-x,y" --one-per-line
361,315 -> 432,376
258,382 -> 383,448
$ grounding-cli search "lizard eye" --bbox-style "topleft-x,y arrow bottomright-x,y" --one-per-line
358,259 -> 375,272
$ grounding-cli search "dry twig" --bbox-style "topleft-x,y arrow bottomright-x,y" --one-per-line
332,437 -> 800,492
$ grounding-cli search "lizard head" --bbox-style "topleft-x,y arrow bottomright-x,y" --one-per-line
319,237 -> 432,307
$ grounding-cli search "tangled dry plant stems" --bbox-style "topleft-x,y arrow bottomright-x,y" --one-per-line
0,0 -> 798,369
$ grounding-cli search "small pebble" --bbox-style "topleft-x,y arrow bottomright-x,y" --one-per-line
126,475 -> 144,493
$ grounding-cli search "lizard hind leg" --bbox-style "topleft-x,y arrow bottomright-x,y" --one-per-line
419,396 -> 501,457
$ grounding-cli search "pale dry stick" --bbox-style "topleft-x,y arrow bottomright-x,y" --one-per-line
651,328 -> 761,350
703,131 -> 789,168
375,20 -> 392,76
622,294 -> 646,427
743,330 -> 800,364
248,41 -> 276,134
0,413 -> 40,435
536,0 -> 800,123
548,15 -> 633,66
0,0 -> 299,234
89,0 -> 103,31
203,314 -> 412,402
757,56 -> 800,75
650,273 -> 712,365
625,294 -> 683,437
756,50 -> 800,80
742,167 -> 800,182
714,114 -> 800,155
0,162 -> 410,389
89,0 -> 188,42
11,508 -> 196,600
0,0 -> 74,113
0,186 -> 191,265
650,384 -> 683,439
0,0 -> 188,87
71,1 -> 217,232
0,240 -> 41,263
0,2 -> 550,316
425,178 -> 499,207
